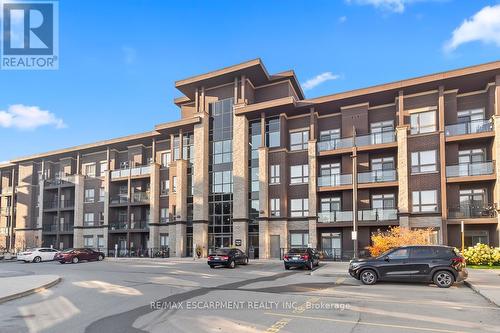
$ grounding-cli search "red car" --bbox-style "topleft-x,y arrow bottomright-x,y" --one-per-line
55,248 -> 105,264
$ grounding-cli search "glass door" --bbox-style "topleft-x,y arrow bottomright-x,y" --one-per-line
321,233 -> 341,260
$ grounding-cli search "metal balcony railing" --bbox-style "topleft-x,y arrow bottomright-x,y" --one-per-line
60,223 -> 74,232
42,224 -> 57,232
318,174 -> 352,187
160,217 -> 172,223
358,208 -> 398,221
358,169 -> 397,183
132,192 -> 150,203
60,199 -> 75,209
445,119 -> 492,137
446,161 -> 495,178
130,221 -> 150,230
110,195 -> 129,204
317,137 -> 354,152
448,204 -> 496,219
111,165 -> 151,179
109,221 -> 128,230
317,130 -> 396,152
318,211 -> 353,223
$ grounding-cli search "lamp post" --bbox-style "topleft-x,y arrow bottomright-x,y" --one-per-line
461,220 -> 465,253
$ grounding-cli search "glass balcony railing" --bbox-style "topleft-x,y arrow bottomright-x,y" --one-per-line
130,220 -> 150,230
358,209 -> 398,221
111,165 -> 151,179
60,223 -> 74,232
318,174 -> 352,187
109,221 -> 128,230
448,204 -> 496,219
110,195 -> 129,204
446,161 -> 494,178
358,169 -> 397,183
318,211 -> 353,223
445,119 -> 492,137
132,192 -> 150,203
42,224 -> 57,232
317,137 -> 354,152
355,131 -> 396,147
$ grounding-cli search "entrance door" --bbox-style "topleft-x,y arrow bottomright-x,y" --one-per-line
321,233 -> 341,260
118,237 -> 127,256
270,235 -> 280,259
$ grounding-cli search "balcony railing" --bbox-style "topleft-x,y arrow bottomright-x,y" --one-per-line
60,199 -> 75,209
318,174 -> 352,187
358,169 -> 397,183
446,161 -> 495,178
318,211 -> 353,223
42,223 -> 74,232
45,175 -> 76,187
132,192 -> 150,203
358,209 -> 398,221
42,224 -> 57,232
448,204 -> 496,219
60,223 -> 74,232
109,221 -> 128,230
130,221 -> 149,230
445,119 -> 493,137
111,165 -> 151,179
160,217 -> 173,223
317,131 -> 396,152
110,195 -> 129,204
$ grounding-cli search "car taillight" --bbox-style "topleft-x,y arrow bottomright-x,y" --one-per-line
301,254 -> 309,260
221,256 -> 229,260
284,255 -> 289,260
452,257 -> 465,264
208,256 -> 213,260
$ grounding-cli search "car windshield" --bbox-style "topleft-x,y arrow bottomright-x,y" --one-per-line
215,249 -> 230,255
288,248 -> 307,254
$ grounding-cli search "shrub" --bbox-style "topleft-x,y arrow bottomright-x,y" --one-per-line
368,227 -> 435,257
463,244 -> 500,266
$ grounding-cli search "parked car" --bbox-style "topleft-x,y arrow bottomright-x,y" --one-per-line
207,248 -> 248,268
348,245 -> 468,288
55,248 -> 105,264
17,248 -> 60,263
283,248 -> 320,270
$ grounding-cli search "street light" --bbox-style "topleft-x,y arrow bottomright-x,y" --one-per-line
461,220 -> 465,253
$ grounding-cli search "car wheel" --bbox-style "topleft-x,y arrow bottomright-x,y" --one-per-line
97,255 -> 104,261
307,261 -> 313,270
72,257 -> 79,264
360,269 -> 377,285
209,265 -> 215,269
284,264 -> 290,270
244,258 -> 249,265
33,256 -> 42,263
59,261 -> 65,264
433,270 -> 455,288
228,260 -> 236,269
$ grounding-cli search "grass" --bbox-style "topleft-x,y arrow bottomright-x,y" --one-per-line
468,265 -> 500,269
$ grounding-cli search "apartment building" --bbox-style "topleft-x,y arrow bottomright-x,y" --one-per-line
1,58 -> 499,259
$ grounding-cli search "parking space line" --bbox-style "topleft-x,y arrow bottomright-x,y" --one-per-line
265,318 -> 291,333
264,312 -> 469,333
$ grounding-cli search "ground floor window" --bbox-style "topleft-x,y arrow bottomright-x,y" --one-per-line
84,235 -> 93,248
290,232 -> 309,248
465,230 -> 489,247
321,232 -> 341,260
160,233 -> 169,248
97,235 -> 105,249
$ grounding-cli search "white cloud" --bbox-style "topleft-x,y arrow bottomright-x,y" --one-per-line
302,72 -> 340,91
122,46 -> 137,65
346,0 -> 441,13
444,5 -> 500,52
339,16 -> 348,23
0,104 -> 66,130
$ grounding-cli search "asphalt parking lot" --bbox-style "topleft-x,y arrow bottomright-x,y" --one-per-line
0,258 -> 499,333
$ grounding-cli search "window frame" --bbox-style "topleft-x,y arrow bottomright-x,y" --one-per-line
411,150 -> 437,174
290,198 -> 309,217
410,110 -> 437,135
270,198 -> 280,217
290,164 -> 309,184
412,190 -> 438,213
270,164 -> 280,184
289,129 -> 309,151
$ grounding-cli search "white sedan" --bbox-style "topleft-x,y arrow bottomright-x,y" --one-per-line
17,248 -> 60,263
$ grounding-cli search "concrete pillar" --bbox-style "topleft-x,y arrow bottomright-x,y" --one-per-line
174,159 -> 188,257
396,125 -> 410,228
149,163 -> 160,249
193,112 -> 209,256
233,220 -> 248,252
73,175 -> 84,248
308,140 -> 318,248
259,219 -> 269,259
258,146 -> 270,258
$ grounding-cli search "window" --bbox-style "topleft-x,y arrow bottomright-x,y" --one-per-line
387,248 -> 409,259
266,118 -> 280,148
212,139 -> 232,164
371,120 -> 394,133
458,108 -> 484,123
320,197 -> 341,212
319,129 -> 340,142
173,136 -> 180,160
172,176 -> 177,193
290,232 -> 309,248
290,198 -> 308,217
84,236 -> 93,248
99,212 -> 104,224
97,235 -> 104,248
458,149 -> 485,164
371,157 -> 394,171
250,167 -> 259,192
183,133 -> 194,161
290,130 -> 309,151
270,165 -> 280,184
410,110 -> 436,134
160,233 -> 169,248
160,180 -> 169,195
249,121 -> 261,160
84,189 -> 95,203
99,187 -> 105,202
99,161 -> 107,177
250,199 -> 259,218
84,163 -> 96,177
412,190 -> 438,213
270,198 -> 280,217
211,170 -> 233,193
84,213 -> 94,226
161,152 -> 171,167
290,165 -> 308,184
160,208 -> 169,223
411,150 -> 437,173
372,194 -> 395,209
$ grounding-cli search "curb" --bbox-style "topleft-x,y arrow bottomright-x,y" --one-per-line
464,280 -> 500,308
0,276 -> 61,304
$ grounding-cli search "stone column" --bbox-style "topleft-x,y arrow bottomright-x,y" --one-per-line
232,113 -> 249,251
308,140 -> 318,248
193,113 -> 209,256
149,163 -> 160,249
258,146 -> 269,258
73,175 -> 84,248
396,125 -> 410,229
174,159 -> 188,257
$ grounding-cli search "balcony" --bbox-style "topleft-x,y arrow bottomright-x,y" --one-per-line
448,204 -> 496,219
318,174 -> 352,188
131,192 -> 150,204
317,138 -> 354,152
42,224 -> 57,232
318,211 -> 353,223
109,221 -> 128,230
446,161 -> 495,178
317,131 -> 396,153
110,195 -> 129,205
130,220 -> 149,230
44,175 -> 76,188
60,199 -> 75,209
358,209 -> 398,221
160,216 -> 174,223
60,223 -> 74,232
111,165 -> 151,180
445,119 -> 493,137
358,170 -> 397,184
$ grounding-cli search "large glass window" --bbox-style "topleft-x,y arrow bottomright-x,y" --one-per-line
320,197 -> 341,212
211,171 -> 233,194
270,198 -> 280,217
84,163 -> 96,177
270,165 -> 280,184
411,150 -> 437,173
84,188 -> 95,203
458,108 -> 484,123
161,151 -> 171,167
290,165 -> 309,184
290,232 -> 309,248
410,110 -> 436,134
84,213 -> 94,226
412,190 -> 438,213
99,161 -> 107,177
290,130 -> 309,151
249,121 -> 261,159
371,157 -> 394,170
173,136 -> 180,160
266,118 -> 280,148
250,167 -> 259,192
372,193 -> 395,209
212,139 -> 232,164
459,149 -> 485,164
84,236 -> 94,248
290,198 -> 308,217
183,133 -> 194,162
319,129 -> 340,142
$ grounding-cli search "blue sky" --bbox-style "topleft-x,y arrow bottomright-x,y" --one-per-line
1,0 -> 500,162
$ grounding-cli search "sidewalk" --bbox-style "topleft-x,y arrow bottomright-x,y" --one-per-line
311,261 -> 350,277
0,275 -> 61,304
465,269 -> 500,307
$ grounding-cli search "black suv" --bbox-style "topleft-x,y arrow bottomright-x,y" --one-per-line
348,245 -> 468,288
284,248 -> 320,270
